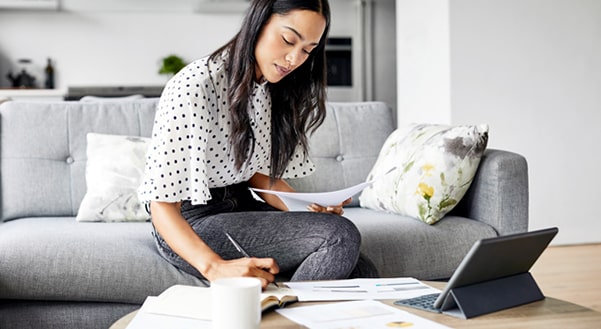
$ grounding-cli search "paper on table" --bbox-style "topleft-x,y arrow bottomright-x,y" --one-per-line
143,284 -> 297,320
145,285 -> 212,320
284,277 -> 440,302
251,167 -> 397,211
125,296 -> 211,329
276,300 -> 452,329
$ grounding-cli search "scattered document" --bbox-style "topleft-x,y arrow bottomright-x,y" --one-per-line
251,167 -> 397,211
285,277 -> 440,301
125,284 -> 297,328
125,296 -> 211,329
276,300 -> 452,329
124,280 -> 445,329
145,285 -> 212,320
141,284 -> 297,320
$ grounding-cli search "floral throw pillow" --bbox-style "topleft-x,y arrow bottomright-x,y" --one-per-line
76,133 -> 151,222
359,123 -> 489,224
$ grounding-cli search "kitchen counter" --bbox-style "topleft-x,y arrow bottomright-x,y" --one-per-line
0,85 -> 165,102
0,88 -> 66,101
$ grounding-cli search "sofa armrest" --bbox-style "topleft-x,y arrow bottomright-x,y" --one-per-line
450,149 -> 529,235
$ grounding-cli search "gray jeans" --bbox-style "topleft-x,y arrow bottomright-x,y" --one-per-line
152,182 -> 379,282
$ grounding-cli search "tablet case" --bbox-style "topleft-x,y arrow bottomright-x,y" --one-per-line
440,272 -> 544,319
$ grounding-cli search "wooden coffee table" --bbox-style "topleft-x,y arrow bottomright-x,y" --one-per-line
111,282 -> 601,329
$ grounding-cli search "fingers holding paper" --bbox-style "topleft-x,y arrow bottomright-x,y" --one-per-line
307,197 -> 352,215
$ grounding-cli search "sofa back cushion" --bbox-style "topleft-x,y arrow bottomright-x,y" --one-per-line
0,99 -> 158,221
0,100 -> 393,221
287,102 -> 395,206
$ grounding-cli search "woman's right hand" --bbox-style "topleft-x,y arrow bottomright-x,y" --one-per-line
205,257 -> 280,289
150,201 -> 279,289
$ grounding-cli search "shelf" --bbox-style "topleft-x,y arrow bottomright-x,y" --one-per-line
0,88 -> 65,96
0,88 -> 66,101
0,0 -> 250,13
0,0 -> 59,10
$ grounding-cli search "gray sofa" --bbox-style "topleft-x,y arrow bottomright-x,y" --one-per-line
0,99 -> 528,329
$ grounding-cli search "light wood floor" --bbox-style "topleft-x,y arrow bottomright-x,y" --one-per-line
530,243 -> 601,312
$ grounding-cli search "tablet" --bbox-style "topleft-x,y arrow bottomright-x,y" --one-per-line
433,227 -> 558,308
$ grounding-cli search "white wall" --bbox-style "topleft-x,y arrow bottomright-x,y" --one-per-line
0,0 -> 397,105
397,0 -> 601,245
0,11 -> 242,89
395,0 -> 451,125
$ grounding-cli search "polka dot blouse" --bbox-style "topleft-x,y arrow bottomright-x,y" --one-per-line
138,53 -> 315,205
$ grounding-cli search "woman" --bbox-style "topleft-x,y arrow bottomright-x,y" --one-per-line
138,0 -> 378,289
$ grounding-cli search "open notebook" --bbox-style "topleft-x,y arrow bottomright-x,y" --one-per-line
144,284 -> 297,320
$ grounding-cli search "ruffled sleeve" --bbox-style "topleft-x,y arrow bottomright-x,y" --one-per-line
138,68 -> 212,205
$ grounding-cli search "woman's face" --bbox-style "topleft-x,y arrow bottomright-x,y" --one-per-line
254,9 -> 327,83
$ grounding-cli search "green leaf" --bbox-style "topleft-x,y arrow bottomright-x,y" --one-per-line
418,203 -> 427,220
403,160 -> 414,174
439,198 -> 457,210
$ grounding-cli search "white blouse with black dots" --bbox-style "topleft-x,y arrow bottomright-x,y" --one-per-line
138,54 -> 315,205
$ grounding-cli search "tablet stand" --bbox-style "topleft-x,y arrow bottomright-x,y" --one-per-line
440,272 -> 545,319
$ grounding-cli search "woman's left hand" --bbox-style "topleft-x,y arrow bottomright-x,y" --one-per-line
307,197 -> 352,216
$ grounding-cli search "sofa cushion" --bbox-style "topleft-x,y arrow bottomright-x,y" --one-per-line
0,211 -> 498,304
359,123 -> 489,224
0,217 -> 202,303
0,99 -> 158,222
0,301 -> 138,329
344,208 -> 498,279
287,102 -> 395,206
76,133 -> 151,222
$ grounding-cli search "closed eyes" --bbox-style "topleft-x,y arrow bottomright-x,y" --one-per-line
282,36 -> 312,54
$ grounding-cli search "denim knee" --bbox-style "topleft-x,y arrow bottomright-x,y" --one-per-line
312,213 -> 362,253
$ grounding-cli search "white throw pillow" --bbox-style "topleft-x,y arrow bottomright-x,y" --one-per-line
359,123 -> 489,224
76,133 -> 150,222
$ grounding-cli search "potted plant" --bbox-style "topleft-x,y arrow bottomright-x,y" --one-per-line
159,55 -> 186,76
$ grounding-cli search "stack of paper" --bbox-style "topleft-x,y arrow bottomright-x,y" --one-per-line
125,285 -> 211,329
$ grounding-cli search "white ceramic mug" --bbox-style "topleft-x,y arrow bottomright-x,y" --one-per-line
211,277 -> 261,329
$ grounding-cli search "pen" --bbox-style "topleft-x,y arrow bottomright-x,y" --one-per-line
225,231 -> 250,258
224,231 -> 279,288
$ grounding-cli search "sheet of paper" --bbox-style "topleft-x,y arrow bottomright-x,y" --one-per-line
143,284 -> 295,320
284,277 -> 440,301
262,282 -> 297,300
126,296 -> 211,329
276,300 -> 451,329
251,181 -> 373,211
145,284 -> 212,320
251,167 -> 397,211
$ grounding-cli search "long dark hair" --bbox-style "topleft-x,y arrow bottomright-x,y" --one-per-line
210,0 -> 330,182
